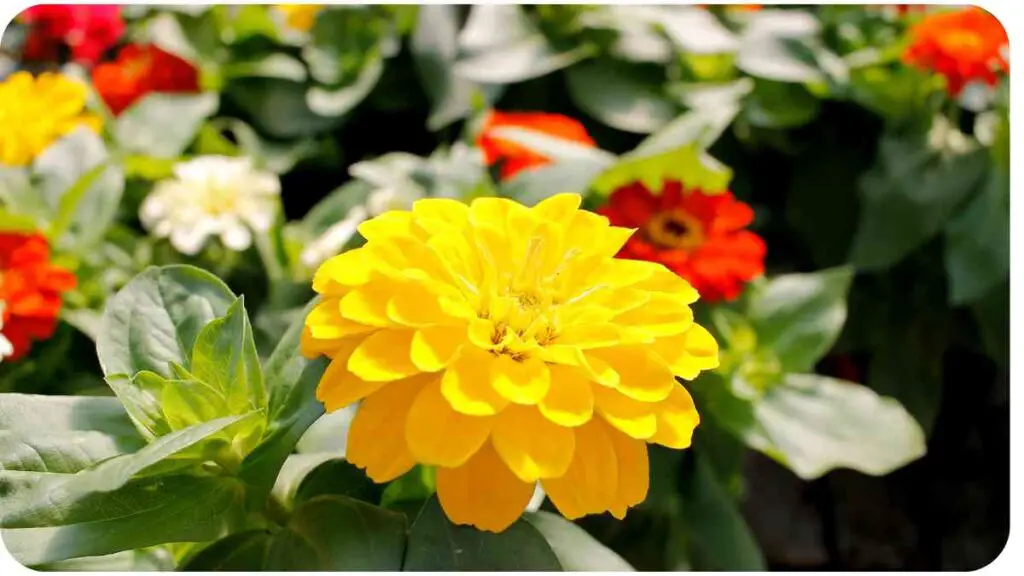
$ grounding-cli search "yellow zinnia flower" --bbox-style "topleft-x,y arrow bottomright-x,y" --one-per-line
0,72 -> 102,167
302,193 -> 720,532
276,4 -> 323,32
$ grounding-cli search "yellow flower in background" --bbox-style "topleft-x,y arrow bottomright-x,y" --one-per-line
276,4 -> 324,31
302,193 -> 719,532
0,72 -> 101,166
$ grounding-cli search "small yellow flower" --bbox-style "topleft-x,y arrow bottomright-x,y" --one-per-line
302,194 -> 719,532
0,72 -> 101,167
276,4 -> 324,32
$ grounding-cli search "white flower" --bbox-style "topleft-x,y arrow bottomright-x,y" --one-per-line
0,302 -> 13,364
140,156 -> 281,256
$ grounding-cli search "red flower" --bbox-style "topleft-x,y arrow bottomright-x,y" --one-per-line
597,181 -> 766,303
19,5 -> 125,66
0,233 -> 77,360
92,44 -> 201,115
903,7 -> 1008,96
478,111 -> 596,181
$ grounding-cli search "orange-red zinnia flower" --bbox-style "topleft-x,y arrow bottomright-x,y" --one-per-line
91,44 -> 201,115
0,233 -> 76,360
478,111 -> 596,181
903,7 -> 1008,96
597,181 -> 765,303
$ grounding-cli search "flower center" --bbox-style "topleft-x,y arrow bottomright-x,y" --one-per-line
202,186 -> 240,216
941,30 -> 984,52
644,209 -> 705,249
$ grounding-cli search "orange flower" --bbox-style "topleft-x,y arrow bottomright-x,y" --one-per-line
477,111 -> 596,181
903,7 -> 1008,96
597,181 -> 765,302
92,44 -> 200,115
0,232 -> 76,360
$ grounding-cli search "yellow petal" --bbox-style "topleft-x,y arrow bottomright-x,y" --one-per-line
531,193 -> 582,223
633,264 -> 700,304
555,324 -> 622,349
340,286 -> 393,327
410,326 -> 465,372
592,385 -> 657,439
306,300 -> 376,340
301,325 -> 361,359
492,405 -> 575,482
650,384 -> 701,449
650,324 -> 720,380
541,419 -> 618,520
605,422 -> 649,519
614,293 -> 694,337
386,283 -> 456,327
491,355 -> 550,404
441,348 -> 510,416
346,375 -> 429,482
540,345 -> 619,387
357,210 -> 415,241
313,249 -> 371,294
317,350 -> 387,412
405,378 -> 493,467
347,329 -> 420,382
590,346 -> 675,402
538,365 -> 594,427
436,441 -> 535,533
412,198 -> 470,234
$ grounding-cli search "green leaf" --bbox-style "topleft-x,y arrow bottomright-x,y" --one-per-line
189,297 -> 267,413
271,453 -> 346,510
180,530 -> 274,571
33,128 -> 125,251
39,548 -> 175,571
455,35 -> 591,85
305,55 -> 384,117
850,123 -> 989,271
753,374 -> 927,479
0,394 -> 144,474
742,80 -> 820,129
96,265 -> 236,380
972,282 -> 1008,368
655,6 -> 738,54
487,126 -> 619,167
736,9 -> 825,84
943,168 -> 1009,305
501,159 -> 614,206
265,495 -> 407,570
2,475 -> 246,566
566,61 -> 676,134
238,300 -> 328,508
525,511 -> 634,571
293,459 -> 383,507
678,454 -> 765,571
380,465 -> 435,510
411,5 -> 481,130
747,267 -> 854,374
866,324 -> 943,435
223,53 -> 308,82
105,372 -> 173,441
630,97 -> 743,159
227,78 -> 345,138
114,93 -> 219,158
403,496 -> 562,570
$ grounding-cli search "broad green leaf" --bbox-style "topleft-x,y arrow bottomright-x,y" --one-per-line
33,128 -> 125,251
455,35 -> 591,85
204,118 -> 318,175
97,265 -> 236,380
487,126 -> 618,166
943,168 -> 1009,305
403,496 -> 562,570
161,379 -> 230,430
630,99 -> 742,159
0,414 -> 252,527
39,548 -> 175,571
180,530 -> 274,571
114,93 -> 219,158
106,372 -> 173,441
526,511 -> 634,571
742,80 -> 820,129
380,465 -> 436,511
0,393 -> 144,474
238,300 -> 328,508
227,78 -> 345,138
2,475 -> 246,566
655,6 -> 738,54
593,145 -> 732,198
189,297 -> 266,413
866,324 -> 943,435
566,61 -> 677,134
271,453 -> 345,510
294,405 -> 355,455
458,5 -> 534,53
747,267 -> 854,374
305,56 -> 384,117
265,495 -> 406,570
223,53 -> 308,82
972,282 -> 1008,369
293,459 -> 382,506
850,123 -> 989,271
501,159 -> 613,206
411,5 -> 480,130
753,374 -> 927,479
678,454 -> 765,571
736,10 -> 824,84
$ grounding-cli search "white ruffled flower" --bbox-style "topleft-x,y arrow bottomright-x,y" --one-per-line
140,156 -> 281,256
0,302 -> 13,364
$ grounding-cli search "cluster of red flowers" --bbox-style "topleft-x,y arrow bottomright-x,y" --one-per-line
903,7 -> 1008,96
0,233 -> 76,361
16,5 -> 201,116
478,111 -> 766,303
